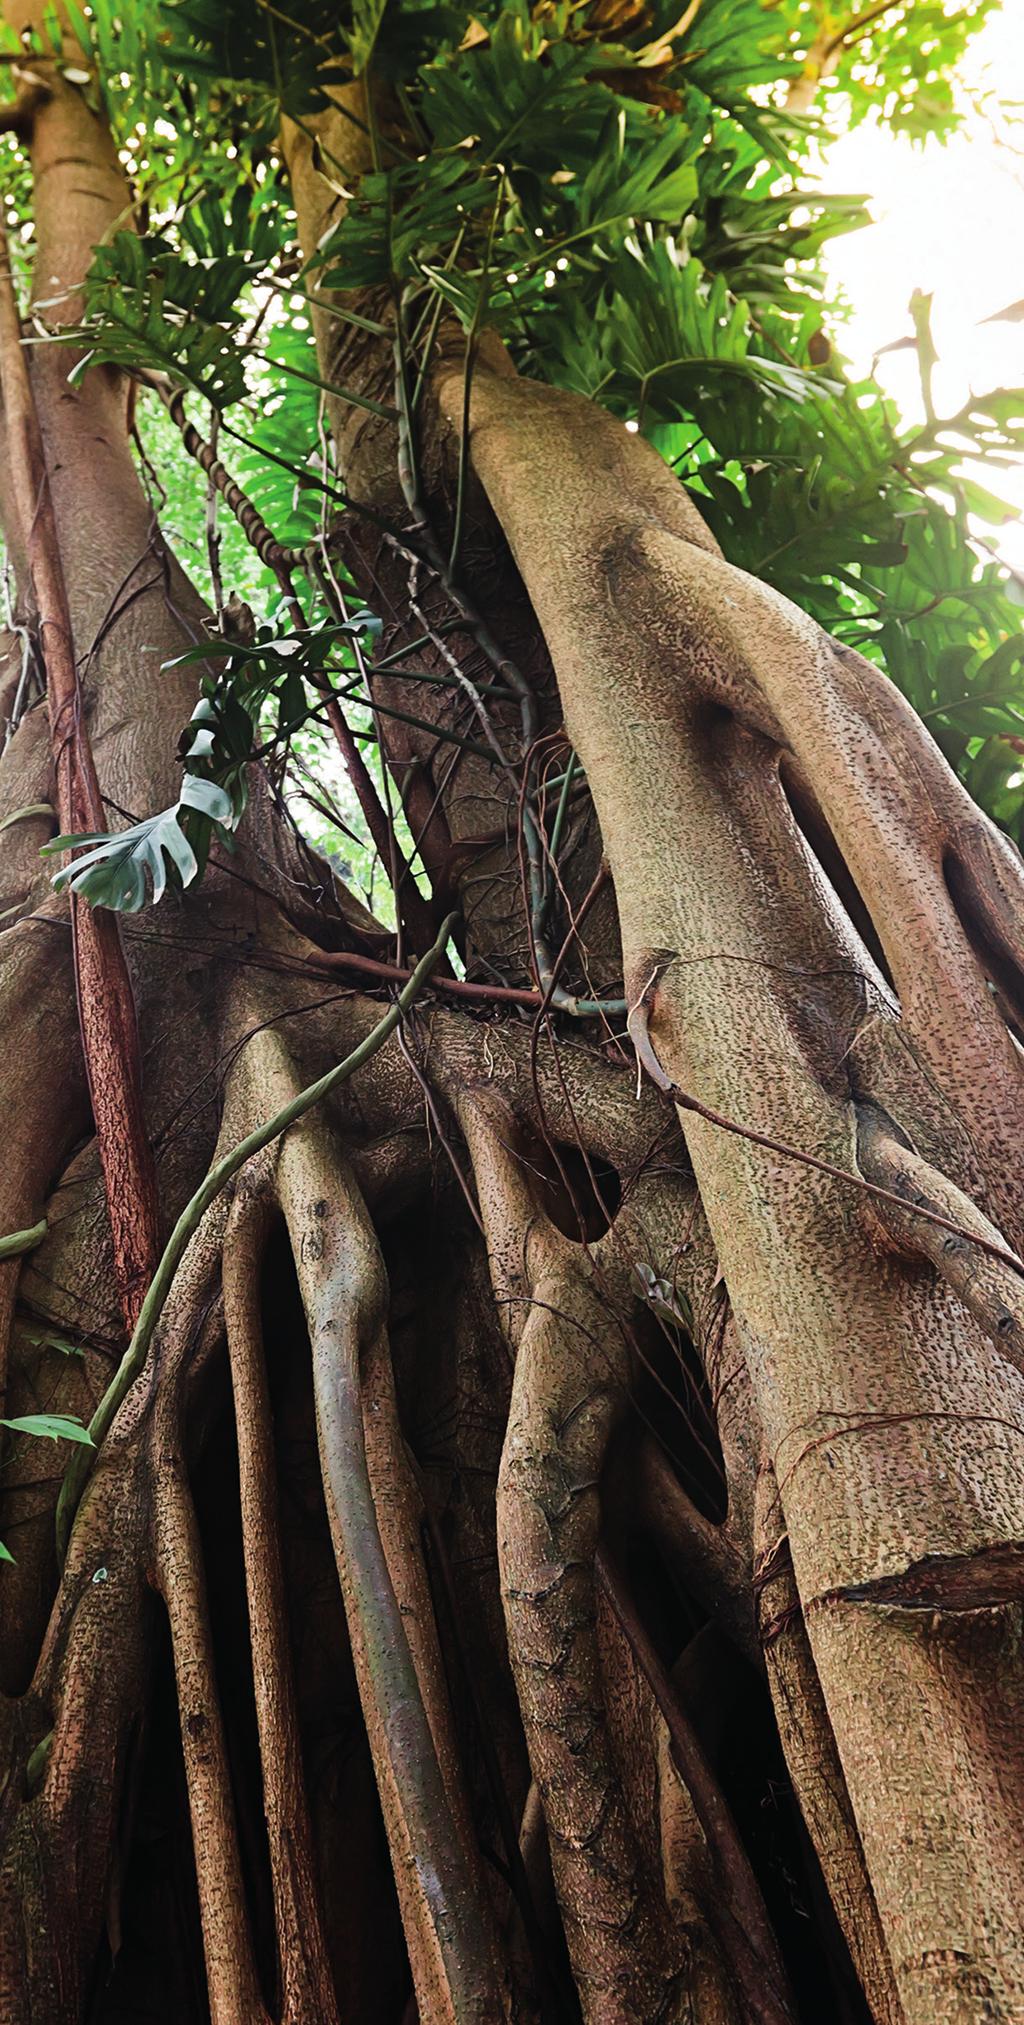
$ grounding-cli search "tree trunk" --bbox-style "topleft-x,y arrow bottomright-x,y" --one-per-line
2,26 -> 1024,2025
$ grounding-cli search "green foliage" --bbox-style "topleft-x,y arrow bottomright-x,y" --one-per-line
158,0 -> 353,121
67,228 -> 250,403
672,0 -> 800,109
46,616 -> 379,912
825,0 -> 1001,140
0,1410 -> 94,1560
1,1414 -> 93,1446
3,0 -> 1017,904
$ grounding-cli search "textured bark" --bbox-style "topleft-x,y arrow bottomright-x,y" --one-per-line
0,224 -> 159,1333
2,25 -> 1024,2025
431,352 -> 1024,2021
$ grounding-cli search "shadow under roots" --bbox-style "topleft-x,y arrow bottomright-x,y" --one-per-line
91,1223 -> 415,2024
87,1614 -> 208,2023
628,1308 -> 728,1529
778,753 -> 895,996
513,1122 -> 622,1244
682,1629 -> 873,2025
608,1395 -> 874,2025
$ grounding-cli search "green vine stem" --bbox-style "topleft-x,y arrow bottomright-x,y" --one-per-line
0,1219 -> 47,1262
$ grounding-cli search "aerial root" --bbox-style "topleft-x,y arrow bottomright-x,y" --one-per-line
275,1082 -> 510,2023
754,1467 -> 902,2025
856,1100 -> 1024,1380
148,1195 -> 271,2025
152,1417 -> 269,2025
462,1088 -> 741,2020
0,965 -> 505,2023
223,1176 -> 339,2024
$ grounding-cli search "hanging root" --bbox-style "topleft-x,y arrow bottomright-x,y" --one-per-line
223,1177 -> 339,2024
0,928 -> 509,2020
0,233 -> 159,1332
7,906 -> 747,2021
460,1084 -> 789,2021
754,1465 -> 902,2025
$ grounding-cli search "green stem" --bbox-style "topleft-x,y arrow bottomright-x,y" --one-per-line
54,917 -> 456,1561
0,802 -> 55,834
0,1218 -> 47,1262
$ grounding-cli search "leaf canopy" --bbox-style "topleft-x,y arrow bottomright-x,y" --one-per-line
0,0 -> 1018,905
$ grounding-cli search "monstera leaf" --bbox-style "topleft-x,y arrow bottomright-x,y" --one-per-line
44,777 -> 235,913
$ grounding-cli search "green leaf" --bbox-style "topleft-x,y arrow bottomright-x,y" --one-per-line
59,230 -> 250,407
2,1414 -> 94,1446
317,155 -> 492,289
575,107 -> 698,233
43,763 -> 240,913
47,802 -> 199,911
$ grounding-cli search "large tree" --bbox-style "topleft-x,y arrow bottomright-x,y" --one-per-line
1,0 -> 1023,2019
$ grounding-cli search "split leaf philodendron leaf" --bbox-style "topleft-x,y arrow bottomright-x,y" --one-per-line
43,777 -> 235,913
40,608 -> 384,913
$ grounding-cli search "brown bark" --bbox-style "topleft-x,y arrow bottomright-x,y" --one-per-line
2,25 -> 1024,2025
0,226 -> 159,1334
432,351 -> 1024,2020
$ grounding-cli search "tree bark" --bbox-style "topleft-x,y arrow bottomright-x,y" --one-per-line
2,25 -> 1024,2025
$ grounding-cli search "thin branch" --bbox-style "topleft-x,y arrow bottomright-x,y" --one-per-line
825,0 -> 902,58
305,944 -> 543,1008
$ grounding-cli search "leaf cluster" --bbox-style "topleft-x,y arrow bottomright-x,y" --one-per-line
45,616 -> 376,911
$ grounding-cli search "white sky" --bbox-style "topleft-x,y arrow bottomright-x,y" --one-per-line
820,2 -> 1024,566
